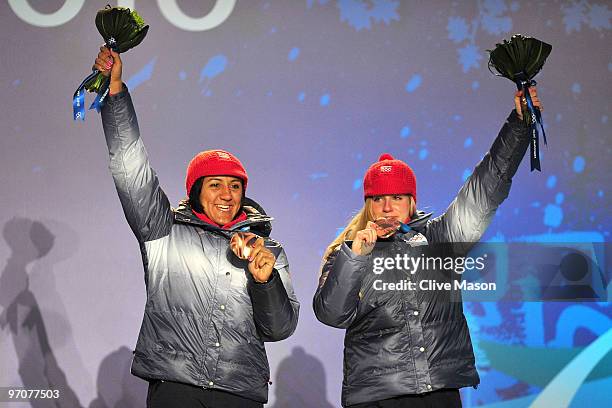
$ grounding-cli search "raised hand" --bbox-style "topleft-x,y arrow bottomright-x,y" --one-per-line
351,221 -> 378,256
247,238 -> 276,283
515,86 -> 543,121
93,45 -> 123,94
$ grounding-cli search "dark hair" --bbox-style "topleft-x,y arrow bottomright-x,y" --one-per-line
188,176 -> 245,214
188,177 -> 205,213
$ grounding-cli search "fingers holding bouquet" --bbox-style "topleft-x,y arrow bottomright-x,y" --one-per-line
515,86 -> 543,120
93,46 -> 122,94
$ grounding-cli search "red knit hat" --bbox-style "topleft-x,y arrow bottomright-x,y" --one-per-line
363,153 -> 417,201
185,150 -> 248,195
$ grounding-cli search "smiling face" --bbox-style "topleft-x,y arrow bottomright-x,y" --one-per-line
368,194 -> 414,223
199,176 -> 243,225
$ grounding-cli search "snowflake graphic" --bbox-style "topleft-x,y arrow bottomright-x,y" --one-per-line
482,14 -> 512,35
336,0 -> 400,31
370,0 -> 401,24
483,0 -> 508,16
481,0 -> 512,35
587,3 -> 611,30
561,1 -> 611,33
562,1 -> 587,33
338,0 -> 372,30
446,0 -> 514,73
458,44 -> 482,73
447,16 -> 470,43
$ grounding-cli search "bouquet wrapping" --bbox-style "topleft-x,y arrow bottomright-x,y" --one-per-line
488,34 -> 552,171
73,5 -> 148,121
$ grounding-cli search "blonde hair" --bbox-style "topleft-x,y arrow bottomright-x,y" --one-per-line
322,195 -> 415,262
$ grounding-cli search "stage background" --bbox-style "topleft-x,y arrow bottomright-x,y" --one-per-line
1,1 -> 610,407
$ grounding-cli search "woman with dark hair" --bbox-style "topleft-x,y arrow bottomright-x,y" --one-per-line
313,90 -> 542,407
94,46 -> 299,408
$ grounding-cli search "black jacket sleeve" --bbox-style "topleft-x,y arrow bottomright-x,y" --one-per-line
248,247 -> 299,341
425,110 -> 530,253
312,243 -> 370,328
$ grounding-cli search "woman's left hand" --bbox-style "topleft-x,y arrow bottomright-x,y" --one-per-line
515,86 -> 543,120
247,238 -> 276,283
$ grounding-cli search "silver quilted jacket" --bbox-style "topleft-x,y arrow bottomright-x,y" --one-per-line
101,88 -> 299,403
314,110 -> 530,406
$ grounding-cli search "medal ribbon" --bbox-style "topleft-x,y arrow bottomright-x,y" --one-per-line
515,74 -> 547,171
72,70 -> 99,121
72,41 -> 117,120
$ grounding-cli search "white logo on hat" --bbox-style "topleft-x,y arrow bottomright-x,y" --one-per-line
217,151 -> 231,159
381,165 -> 392,173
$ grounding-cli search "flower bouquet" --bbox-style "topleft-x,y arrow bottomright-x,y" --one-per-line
73,5 -> 148,121
488,34 -> 552,171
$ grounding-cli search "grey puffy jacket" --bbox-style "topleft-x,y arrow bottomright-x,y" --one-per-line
101,89 -> 299,403
313,111 -> 529,406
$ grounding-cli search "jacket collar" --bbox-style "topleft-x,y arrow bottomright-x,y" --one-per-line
173,199 -> 274,235
405,209 -> 432,234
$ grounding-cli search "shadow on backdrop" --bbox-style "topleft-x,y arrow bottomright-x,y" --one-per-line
89,346 -> 148,408
0,217 -> 82,407
269,346 -> 334,408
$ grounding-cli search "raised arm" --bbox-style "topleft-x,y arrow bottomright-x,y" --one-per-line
97,47 -> 173,242
425,89 -> 542,251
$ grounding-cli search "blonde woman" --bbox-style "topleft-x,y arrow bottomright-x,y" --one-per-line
313,89 -> 542,408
